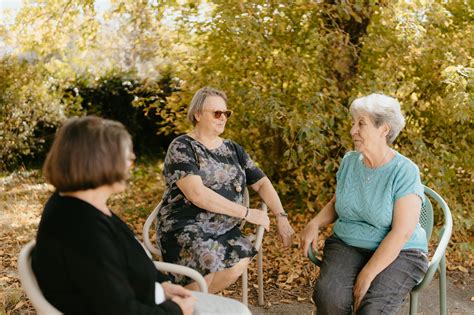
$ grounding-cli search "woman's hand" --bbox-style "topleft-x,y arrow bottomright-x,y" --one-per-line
162,282 -> 192,299
276,217 -> 295,247
353,269 -> 374,311
171,295 -> 196,315
299,221 -> 319,257
299,195 -> 337,257
245,208 -> 270,231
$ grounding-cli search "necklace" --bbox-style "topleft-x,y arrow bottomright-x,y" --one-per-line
362,148 -> 392,182
188,131 -> 222,150
365,148 -> 392,169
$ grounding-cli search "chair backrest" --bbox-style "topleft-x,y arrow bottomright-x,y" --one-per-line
17,240 -> 62,315
420,190 -> 434,241
142,202 -> 163,258
412,185 -> 453,291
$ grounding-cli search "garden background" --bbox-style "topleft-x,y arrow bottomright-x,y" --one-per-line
1,0 -> 472,313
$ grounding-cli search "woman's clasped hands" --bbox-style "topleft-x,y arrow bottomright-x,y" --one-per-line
162,282 -> 196,315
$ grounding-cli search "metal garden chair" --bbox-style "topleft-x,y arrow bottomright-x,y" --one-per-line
308,185 -> 453,315
17,241 -> 62,315
143,187 -> 267,306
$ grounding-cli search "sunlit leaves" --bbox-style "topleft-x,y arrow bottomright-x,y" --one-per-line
0,0 -> 472,238
353,0 -> 473,236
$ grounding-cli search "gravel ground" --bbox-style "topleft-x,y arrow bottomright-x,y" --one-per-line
248,276 -> 474,315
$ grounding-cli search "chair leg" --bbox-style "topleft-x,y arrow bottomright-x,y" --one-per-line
242,269 -> 248,306
439,255 -> 447,315
257,245 -> 264,306
409,291 -> 418,315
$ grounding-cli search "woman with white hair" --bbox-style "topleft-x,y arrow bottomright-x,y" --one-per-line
158,87 -> 295,293
300,94 -> 428,314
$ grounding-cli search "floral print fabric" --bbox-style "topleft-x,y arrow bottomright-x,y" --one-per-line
157,135 -> 265,285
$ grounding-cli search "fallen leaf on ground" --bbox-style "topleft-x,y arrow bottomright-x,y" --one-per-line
13,301 -> 25,310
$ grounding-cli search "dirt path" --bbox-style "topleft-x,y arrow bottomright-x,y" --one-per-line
248,276 -> 474,314
1,168 -> 473,314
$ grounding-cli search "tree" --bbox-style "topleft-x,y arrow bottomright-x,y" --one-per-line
0,0 -> 471,240
0,57 -> 73,169
160,0 -> 472,237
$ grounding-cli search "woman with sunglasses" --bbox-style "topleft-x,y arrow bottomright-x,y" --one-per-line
157,87 -> 295,293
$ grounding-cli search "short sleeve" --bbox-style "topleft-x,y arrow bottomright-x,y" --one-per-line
163,137 -> 201,186
393,161 -> 425,203
336,152 -> 353,182
233,142 -> 265,185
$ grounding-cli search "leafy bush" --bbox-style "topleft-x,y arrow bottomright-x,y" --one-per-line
156,1 -> 473,238
160,1 -> 380,210
1,0 -> 471,241
0,58 -> 74,170
0,62 -> 178,169
351,1 -> 473,235
69,72 -> 178,155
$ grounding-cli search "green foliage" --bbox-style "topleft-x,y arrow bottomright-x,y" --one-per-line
160,0 -> 473,236
0,58 -> 77,169
1,0 -> 472,240
351,0 -> 474,235
163,1 -> 381,209
69,72 -> 177,154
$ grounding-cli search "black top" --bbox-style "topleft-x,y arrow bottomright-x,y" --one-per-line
32,193 -> 182,315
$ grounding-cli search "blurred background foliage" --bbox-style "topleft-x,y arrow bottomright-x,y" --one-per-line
0,0 -> 472,242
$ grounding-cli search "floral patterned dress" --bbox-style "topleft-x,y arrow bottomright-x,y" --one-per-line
157,134 -> 265,285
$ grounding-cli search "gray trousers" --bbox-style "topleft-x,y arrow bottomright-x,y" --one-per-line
192,291 -> 251,315
314,235 -> 428,315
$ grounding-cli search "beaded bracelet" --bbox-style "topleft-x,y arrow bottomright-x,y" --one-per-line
244,206 -> 249,219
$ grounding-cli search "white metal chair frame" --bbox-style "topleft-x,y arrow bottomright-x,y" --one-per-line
17,241 -> 62,315
308,185 -> 453,315
18,240 -> 209,315
143,187 -> 267,306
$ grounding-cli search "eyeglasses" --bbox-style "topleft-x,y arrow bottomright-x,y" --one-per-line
127,153 -> 136,168
204,110 -> 233,119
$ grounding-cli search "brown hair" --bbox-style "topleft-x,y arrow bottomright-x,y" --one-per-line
43,116 -> 133,192
187,86 -> 228,126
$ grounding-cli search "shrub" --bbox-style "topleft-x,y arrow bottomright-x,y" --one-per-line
0,58 -> 73,170
69,72 -> 178,156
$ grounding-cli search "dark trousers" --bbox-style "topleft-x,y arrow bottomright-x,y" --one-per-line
314,235 -> 428,315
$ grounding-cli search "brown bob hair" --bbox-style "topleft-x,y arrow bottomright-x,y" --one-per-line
43,116 -> 133,192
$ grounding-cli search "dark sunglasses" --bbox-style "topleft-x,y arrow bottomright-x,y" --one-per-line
127,154 -> 136,168
205,110 -> 233,119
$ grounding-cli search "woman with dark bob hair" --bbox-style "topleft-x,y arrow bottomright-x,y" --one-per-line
33,116 -> 250,315
300,94 -> 429,314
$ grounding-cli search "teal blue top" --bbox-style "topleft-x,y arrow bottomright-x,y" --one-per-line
333,151 -> 428,252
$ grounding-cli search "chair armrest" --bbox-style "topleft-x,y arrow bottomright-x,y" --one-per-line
18,241 -> 63,315
308,246 -> 322,267
153,261 -> 208,293
254,203 -> 268,250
